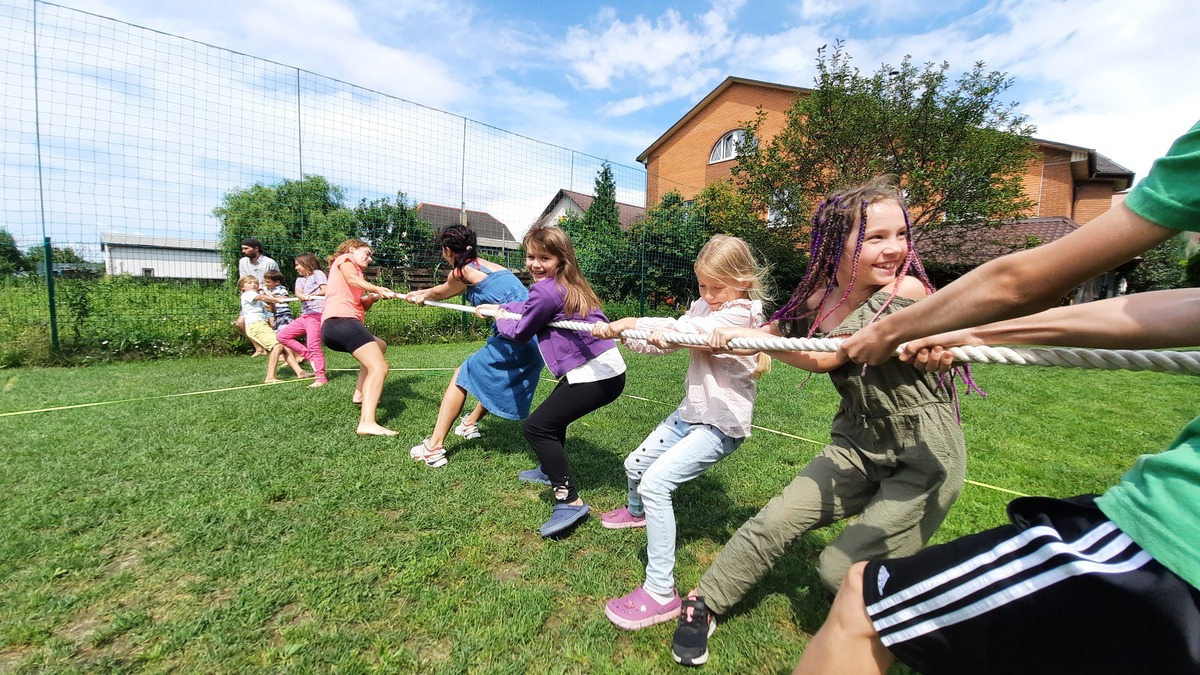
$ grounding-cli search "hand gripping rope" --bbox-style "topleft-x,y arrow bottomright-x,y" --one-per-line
418,300 -> 1200,375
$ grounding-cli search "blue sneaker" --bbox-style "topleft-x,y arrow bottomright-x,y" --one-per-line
539,502 -> 589,537
519,465 -> 551,485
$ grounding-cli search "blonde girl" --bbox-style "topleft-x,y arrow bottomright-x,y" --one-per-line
591,235 -> 772,630
475,224 -> 627,538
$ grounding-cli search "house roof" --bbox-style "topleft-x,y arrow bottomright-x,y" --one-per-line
636,76 -> 810,164
100,233 -> 218,251
916,217 -> 1080,267
415,203 -> 520,247
537,189 -> 646,231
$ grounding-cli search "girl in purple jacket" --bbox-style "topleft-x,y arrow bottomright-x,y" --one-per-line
476,224 -> 627,538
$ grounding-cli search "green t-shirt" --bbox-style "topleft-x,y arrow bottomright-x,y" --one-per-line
1095,118 -> 1200,589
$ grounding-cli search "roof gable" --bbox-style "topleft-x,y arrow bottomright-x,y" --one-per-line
637,76 -> 809,164
536,189 -> 646,231
415,203 -> 519,244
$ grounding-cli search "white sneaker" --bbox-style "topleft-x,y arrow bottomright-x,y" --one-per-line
409,438 -> 447,468
453,416 -> 482,440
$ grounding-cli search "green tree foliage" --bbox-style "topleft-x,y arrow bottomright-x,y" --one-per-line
1127,236 -> 1187,293
0,228 -> 27,275
563,163 -> 630,297
733,42 -> 1037,258
352,191 -> 437,269
1186,250 -> 1200,287
621,191 -> 707,305
213,175 -> 356,282
693,180 -> 806,302
23,243 -> 88,268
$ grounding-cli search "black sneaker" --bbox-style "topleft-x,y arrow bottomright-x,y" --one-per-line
671,596 -> 716,666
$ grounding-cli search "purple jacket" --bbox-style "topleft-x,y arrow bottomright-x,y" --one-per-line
496,277 -> 616,378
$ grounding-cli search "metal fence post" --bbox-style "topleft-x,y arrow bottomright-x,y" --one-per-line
43,237 -> 60,351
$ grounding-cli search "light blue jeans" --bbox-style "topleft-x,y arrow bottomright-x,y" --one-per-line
625,410 -> 744,596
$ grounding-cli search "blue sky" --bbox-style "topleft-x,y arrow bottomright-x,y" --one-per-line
59,0 -> 1198,185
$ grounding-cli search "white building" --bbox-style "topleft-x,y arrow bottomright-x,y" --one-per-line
100,233 -> 224,280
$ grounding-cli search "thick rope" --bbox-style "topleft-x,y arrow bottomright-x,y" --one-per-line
419,300 -> 1200,375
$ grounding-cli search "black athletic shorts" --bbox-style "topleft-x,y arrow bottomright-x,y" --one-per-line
321,317 -> 376,354
863,495 -> 1200,675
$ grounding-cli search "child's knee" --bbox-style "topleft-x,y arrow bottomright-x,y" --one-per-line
818,547 -> 853,593
623,450 -> 649,480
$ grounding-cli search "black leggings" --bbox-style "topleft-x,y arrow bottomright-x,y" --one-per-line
524,372 -> 626,503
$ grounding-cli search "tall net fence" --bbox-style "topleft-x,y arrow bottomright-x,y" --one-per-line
1,0 -> 711,364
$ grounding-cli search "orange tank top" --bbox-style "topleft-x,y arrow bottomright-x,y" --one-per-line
322,254 -> 365,322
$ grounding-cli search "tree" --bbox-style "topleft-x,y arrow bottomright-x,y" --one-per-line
1127,236 -> 1187,293
562,163 -> 629,298
23,243 -> 87,267
213,175 -> 356,282
622,190 -> 707,305
0,228 -> 26,275
353,191 -> 437,269
733,42 -> 1037,257
693,180 -> 807,300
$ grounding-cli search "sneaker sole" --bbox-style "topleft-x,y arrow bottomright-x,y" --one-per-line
605,604 -> 680,630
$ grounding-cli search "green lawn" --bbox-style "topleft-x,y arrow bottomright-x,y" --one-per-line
0,347 -> 1195,673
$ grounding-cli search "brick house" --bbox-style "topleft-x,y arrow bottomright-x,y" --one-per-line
637,76 -> 1134,223
636,76 -> 1138,297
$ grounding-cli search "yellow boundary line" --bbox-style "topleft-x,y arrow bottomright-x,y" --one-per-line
2,369 -> 1031,497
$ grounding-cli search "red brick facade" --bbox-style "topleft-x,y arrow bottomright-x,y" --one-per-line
639,77 -> 1132,225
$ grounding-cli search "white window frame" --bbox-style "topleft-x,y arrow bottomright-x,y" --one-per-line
709,129 -> 745,164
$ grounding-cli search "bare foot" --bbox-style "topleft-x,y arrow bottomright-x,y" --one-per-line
308,380 -> 328,388
356,423 -> 397,436
352,393 -> 364,405
264,377 -> 280,383
252,351 -> 267,357
297,372 -> 315,379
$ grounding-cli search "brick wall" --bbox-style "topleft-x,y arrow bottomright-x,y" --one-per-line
644,82 -> 800,205
1074,182 -> 1116,224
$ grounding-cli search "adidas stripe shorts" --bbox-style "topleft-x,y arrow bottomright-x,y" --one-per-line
863,495 -> 1200,675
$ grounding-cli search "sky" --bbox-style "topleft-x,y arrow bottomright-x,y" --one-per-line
5,0 -> 1200,252
58,0 -> 1197,182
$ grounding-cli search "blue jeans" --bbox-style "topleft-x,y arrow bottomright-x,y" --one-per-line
625,410 -> 744,596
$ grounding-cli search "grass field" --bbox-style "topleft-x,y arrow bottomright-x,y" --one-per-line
0,345 -> 1195,674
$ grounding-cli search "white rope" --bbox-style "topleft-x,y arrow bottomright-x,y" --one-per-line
417,300 -> 1200,375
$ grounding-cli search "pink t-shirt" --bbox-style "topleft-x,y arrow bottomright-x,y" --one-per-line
322,254 -> 365,322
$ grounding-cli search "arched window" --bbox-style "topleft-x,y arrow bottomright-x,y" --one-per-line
709,129 -> 745,164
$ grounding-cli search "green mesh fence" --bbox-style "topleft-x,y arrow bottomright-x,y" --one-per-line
0,0 -> 709,363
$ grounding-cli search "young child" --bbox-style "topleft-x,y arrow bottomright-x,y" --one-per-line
795,122 -> 1200,675
320,239 -> 398,436
405,224 -> 544,468
277,252 -> 327,387
589,235 -> 772,630
669,178 -> 968,667
237,275 -> 306,383
263,269 -> 294,329
475,223 -> 627,538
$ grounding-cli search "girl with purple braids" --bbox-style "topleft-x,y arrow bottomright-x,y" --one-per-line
669,177 -> 968,667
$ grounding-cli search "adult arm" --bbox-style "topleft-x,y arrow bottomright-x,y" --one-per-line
904,288 -> 1200,361
840,204 -> 1178,365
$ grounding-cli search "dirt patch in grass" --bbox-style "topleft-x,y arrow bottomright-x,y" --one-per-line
0,646 -> 32,671
56,610 -> 105,646
490,562 -> 525,583
403,636 -> 452,667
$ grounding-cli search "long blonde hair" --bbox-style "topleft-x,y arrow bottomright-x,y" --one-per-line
523,224 -> 602,318
694,234 -> 773,378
